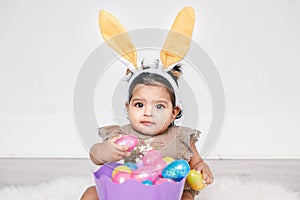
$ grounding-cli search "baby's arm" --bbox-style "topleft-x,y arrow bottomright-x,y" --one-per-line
189,142 -> 214,186
89,135 -> 131,165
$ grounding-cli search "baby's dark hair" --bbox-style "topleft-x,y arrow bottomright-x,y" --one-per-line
128,64 -> 183,120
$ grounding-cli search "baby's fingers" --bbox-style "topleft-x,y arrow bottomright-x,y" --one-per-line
108,134 -> 123,143
115,143 -> 131,152
114,152 -> 131,161
109,149 -> 131,161
202,171 -> 214,185
114,144 -> 131,157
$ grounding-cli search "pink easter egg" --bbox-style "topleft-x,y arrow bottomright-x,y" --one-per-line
112,171 -> 132,184
154,178 -> 176,185
142,150 -> 162,166
131,166 -> 159,183
136,160 -> 144,169
115,135 -> 138,151
152,159 -> 167,177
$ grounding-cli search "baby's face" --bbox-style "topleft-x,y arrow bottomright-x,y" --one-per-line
126,84 -> 180,136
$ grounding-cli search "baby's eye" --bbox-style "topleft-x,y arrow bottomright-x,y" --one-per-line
156,104 -> 165,109
134,102 -> 144,108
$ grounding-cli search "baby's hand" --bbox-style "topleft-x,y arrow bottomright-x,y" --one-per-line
192,161 -> 214,186
90,135 -> 131,164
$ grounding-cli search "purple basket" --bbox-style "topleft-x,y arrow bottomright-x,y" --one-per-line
93,163 -> 186,200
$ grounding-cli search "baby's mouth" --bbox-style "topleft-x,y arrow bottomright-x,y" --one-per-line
140,120 -> 154,126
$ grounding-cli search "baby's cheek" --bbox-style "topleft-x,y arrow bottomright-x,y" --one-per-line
156,111 -> 169,121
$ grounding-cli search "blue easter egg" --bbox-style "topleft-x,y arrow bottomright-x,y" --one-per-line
162,159 -> 190,182
124,162 -> 138,170
142,180 -> 154,185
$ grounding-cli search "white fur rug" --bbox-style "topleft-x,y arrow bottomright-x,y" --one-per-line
0,176 -> 299,200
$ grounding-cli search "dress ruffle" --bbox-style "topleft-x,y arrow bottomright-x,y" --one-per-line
172,126 -> 200,162
98,125 -> 124,141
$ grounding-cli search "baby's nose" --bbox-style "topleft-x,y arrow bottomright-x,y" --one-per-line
143,106 -> 153,117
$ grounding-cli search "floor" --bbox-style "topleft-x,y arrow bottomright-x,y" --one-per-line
0,158 -> 299,193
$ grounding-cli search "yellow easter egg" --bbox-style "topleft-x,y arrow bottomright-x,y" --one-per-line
162,156 -> 175,164
187,169 -> 205,191
112,165 -> 132,178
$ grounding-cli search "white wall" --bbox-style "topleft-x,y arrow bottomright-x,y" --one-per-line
0,0 -> 299,158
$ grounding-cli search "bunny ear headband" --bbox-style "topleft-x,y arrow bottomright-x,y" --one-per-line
98,7 -> 195,107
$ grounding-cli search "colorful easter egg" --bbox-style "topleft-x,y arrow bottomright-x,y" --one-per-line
136,160 -> 144,168
115,135 -> 138,151
124,162 -> 138,170
154,178 -> 176,185
112,171 -> 132,184
152,159 -> 167,177
131,166 -> 159,183
162,159 -> 190,182
141,180 -> 154,185
142,150 -> 162,166
112,165 -> 132,178
162,156 -> 175,164
187,170 -> 205,191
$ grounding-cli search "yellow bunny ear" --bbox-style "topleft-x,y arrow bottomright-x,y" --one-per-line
160,7 -> 195,69
99,10 -> 138,68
